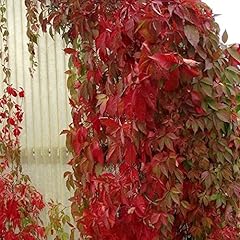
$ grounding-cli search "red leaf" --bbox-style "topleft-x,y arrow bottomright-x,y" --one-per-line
164,69 -> 180,92
72,55 -> 81,69
149,52 -> 181,70
64,48 -> 77,55
91,141 -> 104,164
19,88 -> 24,98
13,128 -> 20,137
150,213 -> 161,224
125,143 -> 137,165
72,127 -> 87,154
100,118 -> 119,132
7,118 -> 15,126
181,64 -> 200,78
133,90 -> 147,120
6,86 -> 17,97
191,90 -> 202,106
133,195 -> 146,216
36,226 -> 45,237
195,106 -> 205,115
92,116 -> 101,134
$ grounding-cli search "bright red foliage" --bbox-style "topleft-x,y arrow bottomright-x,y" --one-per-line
0,86 -> 45,239
35,0 -> 240,239
0,171 -> 45,240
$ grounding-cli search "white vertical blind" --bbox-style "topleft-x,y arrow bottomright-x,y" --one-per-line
0,0 -> 71,205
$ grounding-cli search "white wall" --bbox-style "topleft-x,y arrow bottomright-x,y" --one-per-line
203,0 -> 240,43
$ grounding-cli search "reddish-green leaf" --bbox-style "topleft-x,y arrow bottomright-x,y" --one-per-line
184,25 -> 199,47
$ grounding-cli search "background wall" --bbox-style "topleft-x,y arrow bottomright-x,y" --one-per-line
0,0 -> 239,212
204,0 -> 240,44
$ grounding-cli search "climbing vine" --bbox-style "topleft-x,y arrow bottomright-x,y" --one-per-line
0,1 -> 45,239
26,0 -> 240,239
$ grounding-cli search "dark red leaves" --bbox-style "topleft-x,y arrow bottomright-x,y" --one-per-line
133,90 -> 147,120
38,0 -> 240,239
149,52 -> 181,70
7,117 -> 15,126
6,86 -> 17,97
0,172 -> 45,239
72,127 -> 87,155
91,141 -> 104,164
13,128 -> 21,137
19,88 -> 24,98
164,69 -> 180,92
181,64 -> 200,78
72,55 -> 81,69
87,69 -> 102,84
191,90 -> 202,106
64,48 -> 77,55
132,195 -> 146,217
125,143 -> 137,165
64,48 -> 81,69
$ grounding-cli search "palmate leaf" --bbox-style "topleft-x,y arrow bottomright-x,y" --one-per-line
227,47 -> 240,63
216,109 -> 231,123
184,24 -> 200,47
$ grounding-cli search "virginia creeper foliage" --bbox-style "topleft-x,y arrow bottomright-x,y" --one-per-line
0,1 -> 45,239
0,86 -> 46,240
32,0 -> 240,239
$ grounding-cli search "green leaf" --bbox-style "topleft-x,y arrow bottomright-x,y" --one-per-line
201,83 -> 212,97
233,164 -> 240,174
161,165 -> 168,177
224,68 -> 238,83
62,215 -> 70,225
181,200 -> 192,210
61,232 -> 69,240
222,29 -> 228,43
210,193 -> 219,201
226,66 -> 240,75
184,25 -> 199,47
170,192 -> 180,204
191,120 -> 199,134
201,77 -> 213,86
216,109 -> 231,123
95,163 -> 103,177
208,100 -> 219,111
21,217 -> 30,227
67,74 -> 76,91
227,47 -> 240,63
164,137 -> 174,151
197,119 -> 204,132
